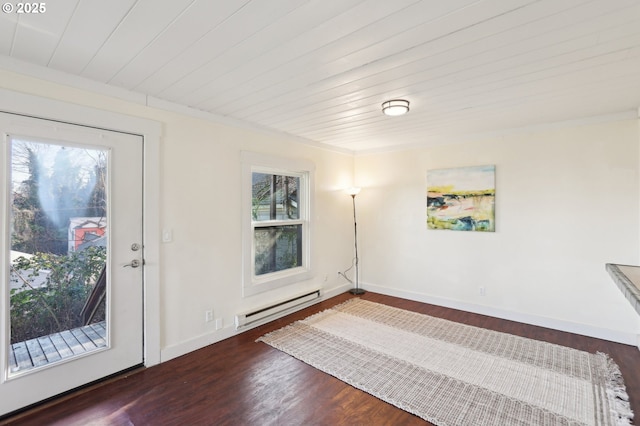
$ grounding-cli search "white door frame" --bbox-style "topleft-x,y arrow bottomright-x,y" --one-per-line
0,88 -> 161,371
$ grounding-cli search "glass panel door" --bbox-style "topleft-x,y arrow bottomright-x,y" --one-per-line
0,112 -> 144,416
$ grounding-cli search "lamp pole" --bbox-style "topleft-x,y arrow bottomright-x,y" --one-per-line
348,189 -> 365,295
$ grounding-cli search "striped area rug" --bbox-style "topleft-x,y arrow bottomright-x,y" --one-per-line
257,299 -> 633,426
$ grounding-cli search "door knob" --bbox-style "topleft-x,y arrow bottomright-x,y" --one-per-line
123,259 -> 142,268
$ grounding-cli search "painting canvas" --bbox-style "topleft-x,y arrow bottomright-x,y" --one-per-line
427,165 -> 495,232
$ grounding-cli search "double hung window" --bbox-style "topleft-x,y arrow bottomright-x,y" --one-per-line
242,152 -> 313,296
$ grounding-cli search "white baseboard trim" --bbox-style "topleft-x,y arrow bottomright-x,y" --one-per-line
160,325 -> 237,363
160,283 -> 352,362
364,283 -> 638,347
161,281 -> 639,362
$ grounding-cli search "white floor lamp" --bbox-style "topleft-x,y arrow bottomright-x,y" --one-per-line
347,187 -> 365,295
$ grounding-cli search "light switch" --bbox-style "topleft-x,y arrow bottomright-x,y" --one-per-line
162,229 -> 173,243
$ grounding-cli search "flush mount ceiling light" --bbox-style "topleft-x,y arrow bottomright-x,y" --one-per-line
382,99 -> 410,116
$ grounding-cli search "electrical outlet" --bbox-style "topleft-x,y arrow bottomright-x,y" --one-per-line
205,310 -> 214,322
215,318 -> 223,330
479,287 -> 486,296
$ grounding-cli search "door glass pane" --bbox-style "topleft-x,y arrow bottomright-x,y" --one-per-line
8,138 -> 108,376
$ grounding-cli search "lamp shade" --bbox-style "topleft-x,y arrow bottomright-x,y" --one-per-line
382,99 -> 409,116
346,187 -> 361,196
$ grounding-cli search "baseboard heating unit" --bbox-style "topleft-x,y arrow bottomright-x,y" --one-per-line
234,289 -> 321,329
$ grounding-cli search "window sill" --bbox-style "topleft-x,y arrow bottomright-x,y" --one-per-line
243,267 -> 313,297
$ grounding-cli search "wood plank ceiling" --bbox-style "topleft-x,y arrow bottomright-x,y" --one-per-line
1,0 -> 640,152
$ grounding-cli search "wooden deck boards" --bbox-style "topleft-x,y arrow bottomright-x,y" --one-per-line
9,321 -> 106,374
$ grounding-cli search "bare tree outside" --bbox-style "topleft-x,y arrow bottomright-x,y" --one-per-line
9,139 -> 108,343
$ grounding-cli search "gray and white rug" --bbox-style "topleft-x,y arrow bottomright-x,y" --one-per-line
257,299 -> 633,426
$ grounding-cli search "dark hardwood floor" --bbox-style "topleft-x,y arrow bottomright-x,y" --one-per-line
3,292 -> 639,425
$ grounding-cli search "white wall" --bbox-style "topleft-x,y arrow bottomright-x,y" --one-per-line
0,69 -> 357,361
355,119 -> 640,343
158,116 -> 356,356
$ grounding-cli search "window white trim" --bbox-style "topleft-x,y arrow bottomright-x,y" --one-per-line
241,151 -> 315,297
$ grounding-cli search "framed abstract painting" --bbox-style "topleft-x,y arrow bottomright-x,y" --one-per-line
427,165 -> 495,232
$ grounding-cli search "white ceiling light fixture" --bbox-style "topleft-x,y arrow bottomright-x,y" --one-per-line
382,99 -> 410,116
